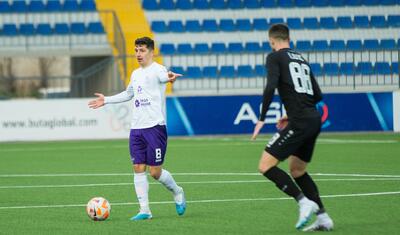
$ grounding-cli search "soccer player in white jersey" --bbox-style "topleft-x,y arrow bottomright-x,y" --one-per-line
88,37 -> 185,220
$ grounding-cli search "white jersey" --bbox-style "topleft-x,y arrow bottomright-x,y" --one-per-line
104,62 -> 169,129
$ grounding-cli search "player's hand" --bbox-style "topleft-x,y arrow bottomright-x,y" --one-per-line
251,121 -> 265,141
88,93 -> 105,109
167,71 -> 182,83
276,115 -> 289,130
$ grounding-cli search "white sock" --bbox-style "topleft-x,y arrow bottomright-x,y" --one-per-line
157,169 -> 181,195
134,172 -> 150,214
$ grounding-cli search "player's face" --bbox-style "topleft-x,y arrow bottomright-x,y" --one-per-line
135,44 -> 153,67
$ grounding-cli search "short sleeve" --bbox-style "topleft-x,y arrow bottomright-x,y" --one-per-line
157,65 -> 169,83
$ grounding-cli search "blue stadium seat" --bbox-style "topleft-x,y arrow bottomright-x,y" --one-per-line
311,0 -> 329,7
29,1 -> 46,12
211,43 -> 227,53
362,0 -> 380,5
203,19 -> 219,32
364,39 -> 380,50
193,0 -> 210,9
37,23 -> 53,35
277,0 -> 294,7
269,18 -> 285,25
203,66 -> 218,78
70,22 -> 86,34
329,0 -> 346,6
330,40 -> 346,51
175,0 -> 193,10
388,15 -> 400,27
228,42 -> 244,53
381,0 -> 397,5
244,0 -> 261,8
347,40 -> 363,50
260,0 -> 277,7
323,63 -> 339,76
11,0 -> 27,12
88,22 -> 105,34
177,43 -> 193,54
160,44 -> 175,55
313,40 -> 329,51
296,40 -> 312,51
46,0 -> 62,11
303,17 -> 320,29
3,24 -> 18,36
310,63 -> 322,76
194,43 -> 209,54
255,65 -> 267,77
374,62 -> 391,75
320,17 -> 337,29
392,62 -> 399,74
170,66 -> 185,76
169,21 -> 185,33
142,0 -> 159,10
245,42 -> 262,52
380,39 -> 397,50
0,1 -> 10,13
54,23 -> 70,35
287,18 -> 303,29
337,16 -> 354,28
370,15 -> 387,28
186,66 -> 202,79
220,19 -> 236,32
19,23 -> 35,36
80,0 -> 97,11
357,62 -> 373,75
238,65 -> 254,77
210,0 -> 227,9
345,0 -> 362,6
228,0 -> 244,9
151,21 -> 168,33
219,66 -> 235,78
237,19 -> 252,31
159,0 -> 175,10
253,18 -> 268,31
340,62 -> 355,75
62,0 -> 79,12
295,0 -> 312,7
262,42 -> 272,51
354,16 -> 370,28
186,20 -> 202,32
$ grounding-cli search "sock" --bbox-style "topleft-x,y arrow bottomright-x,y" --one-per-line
134,172 -> 150,214
157,169 -> 181,195
263,166 -> 303,201
294,172 -> 325,214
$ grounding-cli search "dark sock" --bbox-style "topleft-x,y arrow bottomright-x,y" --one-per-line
263,166 -> 303,201
294,172 -> 325,214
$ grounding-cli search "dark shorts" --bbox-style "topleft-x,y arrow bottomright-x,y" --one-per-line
129,125 -> 168,166
265,116 -> 321,163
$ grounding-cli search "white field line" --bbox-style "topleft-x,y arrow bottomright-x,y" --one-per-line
0,178 -> 400,189
0,191 -> 399,210
0,138 -> 397,152
1,172 -> 400,178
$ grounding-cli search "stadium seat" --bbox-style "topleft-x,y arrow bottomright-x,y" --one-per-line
0,1 -> 10,13
54,23 -> 70,35
262,42 -> 272,51
194,43 -> 209,54
374,62 -> 391,75
159,0 -> 175,10
170,66 -> 185,76
347,40 -> 363,50
210,0 -> 227,9
313,40 -> 329,51
19,23 -> 35,36
186,66 -> 202,79
211,43 -> 227,53
236,19 -> 252,31
323,63 -> 339,76
380,0 -> 397,5
237,65 -> 254,77
337,16 -> 354,28
29,1 -> 46,12
330,40 -> 346,51
88,22 -> 105,34
362,0 -> 380,6
253,18 -> 269,31
387,15 -> 400,27
219,66 -> 236,78
220,19 -> 236,32
37,23 -> 53,35
364,39 -> 380,50
160,44 -> 175,55
142,0 -> 159,10
346,0 -> 362,6
62,0 -> 79,12
260,0 -> 277,7
354,16 -> 370,28
244,0 -> 261,8
46,0 -> 62,11
296,40 -> 312,51
193,0 -> 210,9
11,0 -> 28,12
228,0 -> 244,9
370,15 -> 387,28
255,65 -> 267,77
380,39 -> 397,50
177,43 -> 193,54
392,62 -> 399,74
357,62 -> 373,75
320,17 -> 338,29
340,62 -> 355,75
269,18 -> 285,25
311,0 -> 329,7
245,42 -> 262,52
296,0 -> 313,7
175,0 -> 193,10
70,23 -> 86,34
329,0 -> 346,7
310,63 -> 322,76
3,24 -> 18,36
228,43 -> 244,53
287,18 -> 303,29
151,21 -> 168,33
303,17 -> 320,29
186,20 -> 202,32
203,66 -> 218,78
169,21 -> 185,33
80,0 -> 97,11
277,0 -> 294,7
203,20 -> 219,32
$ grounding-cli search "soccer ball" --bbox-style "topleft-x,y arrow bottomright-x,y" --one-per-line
86,197 -> 111,221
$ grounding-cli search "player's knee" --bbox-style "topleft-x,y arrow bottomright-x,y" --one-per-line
149,170 -> 161,180
258,163 -> 273,174
289,168 -> 305,178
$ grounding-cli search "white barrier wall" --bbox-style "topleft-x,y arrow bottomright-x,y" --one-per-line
0,99 -> 132,141
394,91 -> 400,132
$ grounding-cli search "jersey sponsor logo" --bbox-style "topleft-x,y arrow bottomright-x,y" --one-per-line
234,102 -> 286,125
134,98 -> 151,108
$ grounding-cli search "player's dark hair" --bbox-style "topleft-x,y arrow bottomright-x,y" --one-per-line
268,24 -> 290,41
135,37 -> 155,50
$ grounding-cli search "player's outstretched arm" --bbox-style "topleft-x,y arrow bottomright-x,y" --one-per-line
167,71 -> 183,83
88,93 -> 105,109
251,121 -> 265,140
